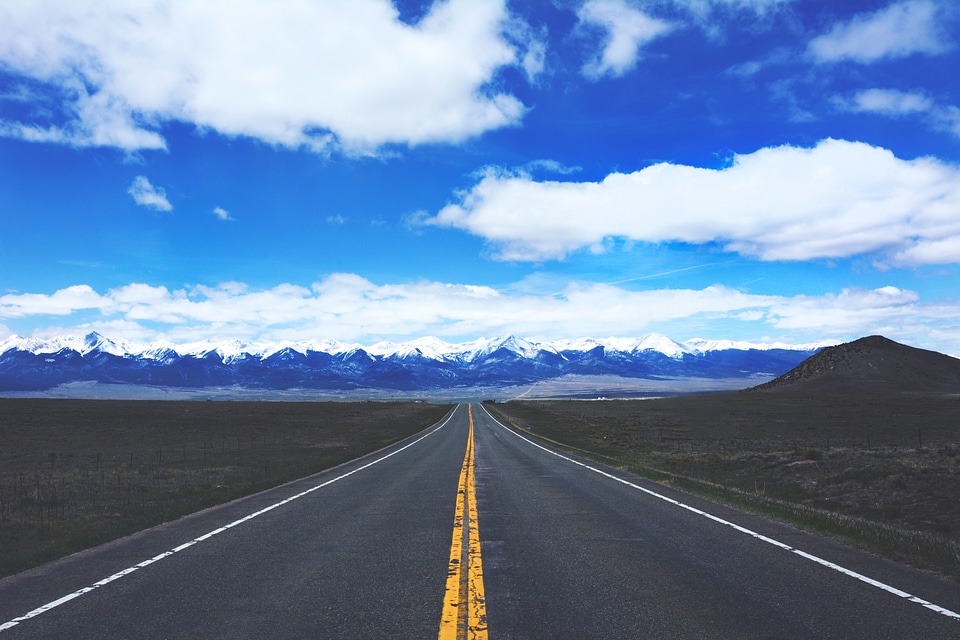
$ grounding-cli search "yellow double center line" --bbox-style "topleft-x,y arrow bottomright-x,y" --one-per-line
438,405 -> 488,640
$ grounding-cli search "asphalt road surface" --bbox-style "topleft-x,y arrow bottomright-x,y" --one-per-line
2,403 -> 959,638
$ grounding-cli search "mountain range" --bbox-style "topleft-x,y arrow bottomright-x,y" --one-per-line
0,332 -> 828,395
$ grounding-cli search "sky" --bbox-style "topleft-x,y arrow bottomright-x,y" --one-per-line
0,0 -> 959,354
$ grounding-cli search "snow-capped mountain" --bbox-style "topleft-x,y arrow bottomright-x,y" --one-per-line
0,332 -> 830,393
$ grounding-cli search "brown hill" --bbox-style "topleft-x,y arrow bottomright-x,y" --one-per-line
750,335 -> 960,394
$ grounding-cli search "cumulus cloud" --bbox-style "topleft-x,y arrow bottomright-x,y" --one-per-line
578,0 -> 674,79
213,206 -> 233,221
426,139 -> 960,266
893,236 -> 960,266
127,176 -> 173,211
808,1 -> 952,64
0,285 -> 107,318
2,278 -> 958,356
0,0 -> 539,154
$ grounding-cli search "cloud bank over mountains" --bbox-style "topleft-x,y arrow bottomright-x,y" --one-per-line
0,277 -> 953,356
1,1 -> 958,360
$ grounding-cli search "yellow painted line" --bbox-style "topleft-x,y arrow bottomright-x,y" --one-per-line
438,430 -> 468,639
439,405 -> 488,640
466,406 -> 488,638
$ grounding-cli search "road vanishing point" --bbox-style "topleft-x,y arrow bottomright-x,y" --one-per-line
1,403 -> 959,638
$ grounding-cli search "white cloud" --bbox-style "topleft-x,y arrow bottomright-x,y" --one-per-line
0,285 -> 107,318
935,105 -> 960,138
522,159 -> 583,176
520,38 -> 548,82
503,14 -> 547,83
671,0 -> 794,38
127,176 -> 173,212
768,286 -> 921,332
724,47 -> 793,78
0,0 -> 538,154
673,0 -> 794,15
834,88 -> 960,140
427,139 -> 960,266
808,1 -> 951,64
213,206 -> 233,221
3,278 -> 959,356
893,236 -> 960,265
840,88 -> 933,116
0,85 -> 168,151
578,0 -> 674,80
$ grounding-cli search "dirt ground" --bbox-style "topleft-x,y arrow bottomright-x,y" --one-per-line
488,393 -> 960,541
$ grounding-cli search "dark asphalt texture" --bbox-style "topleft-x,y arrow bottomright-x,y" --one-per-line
2,403 -> 959,639
0,406 -> 465,639
472,405 -> 960,639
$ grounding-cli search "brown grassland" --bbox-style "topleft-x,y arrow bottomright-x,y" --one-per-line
0,399 -> 452,578
4,392 -> 959,583
485,392 -> 960,580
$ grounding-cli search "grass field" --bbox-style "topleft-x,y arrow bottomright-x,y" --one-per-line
485,393 -> 960,580
0,399 -> 452,578
6,393 -> 959,583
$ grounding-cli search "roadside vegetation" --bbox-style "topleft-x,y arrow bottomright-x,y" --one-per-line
0,399 -> 452,578
484,394 -> 960,581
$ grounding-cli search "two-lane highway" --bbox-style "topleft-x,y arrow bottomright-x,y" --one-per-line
2,402 -> 959,638
472,404 -> 960,638
0,406 -> 468,639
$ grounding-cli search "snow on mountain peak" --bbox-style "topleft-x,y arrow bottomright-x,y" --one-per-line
477,335 -> 545,359
547,335 -> 688,358
635,333 -> 690,358
0,332 -> 828,363
394,336 -> 459,360
683,338 -> 838,353
81,332 -> 129,357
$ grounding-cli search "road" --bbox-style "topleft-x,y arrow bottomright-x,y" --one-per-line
1,403 -> 958,638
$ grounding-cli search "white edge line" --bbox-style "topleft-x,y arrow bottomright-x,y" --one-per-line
478,404 -> 960,621
0,406 -> 461,633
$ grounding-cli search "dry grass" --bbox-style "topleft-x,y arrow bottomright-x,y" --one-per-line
485,393 -> 960,580
0,399 -> 452,578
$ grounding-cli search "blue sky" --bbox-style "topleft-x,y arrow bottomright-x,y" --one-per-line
1,0 -> 959,354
